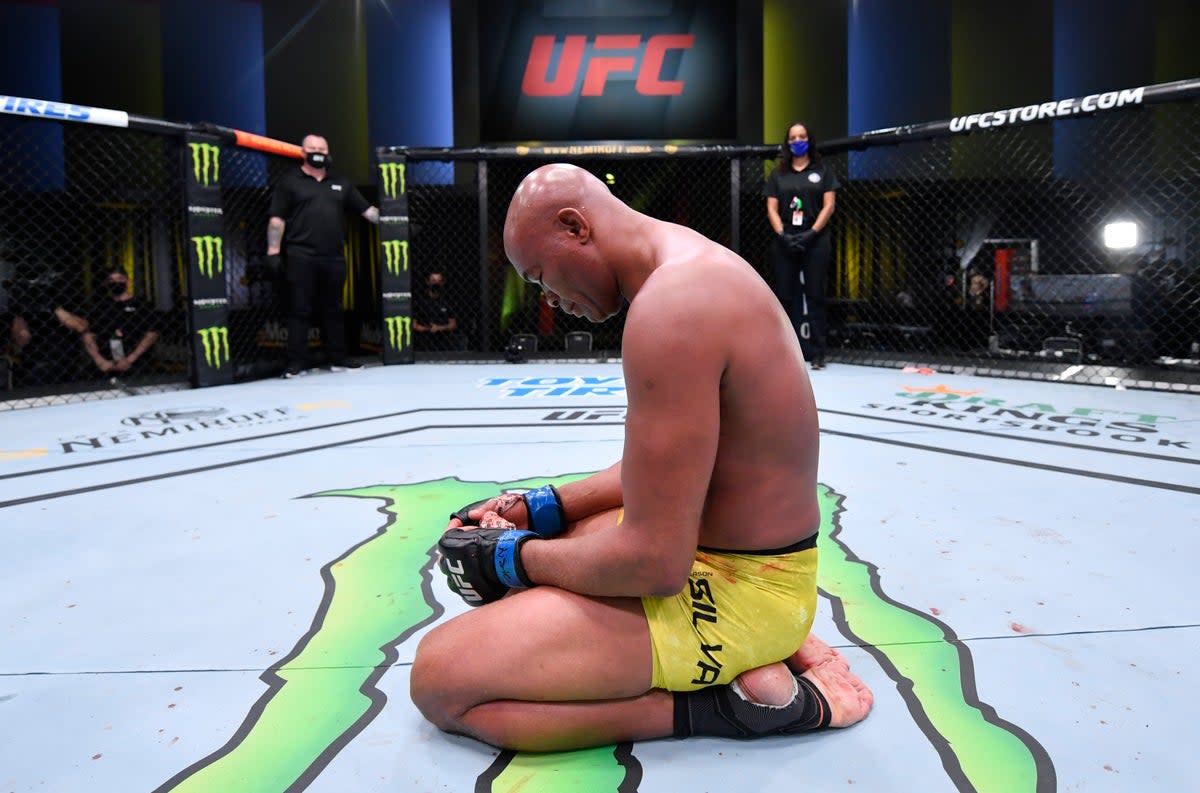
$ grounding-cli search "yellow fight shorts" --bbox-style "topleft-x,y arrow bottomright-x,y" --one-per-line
641,536 -> 818,692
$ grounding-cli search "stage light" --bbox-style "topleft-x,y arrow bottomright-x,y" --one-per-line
1103,221 -> 1138,250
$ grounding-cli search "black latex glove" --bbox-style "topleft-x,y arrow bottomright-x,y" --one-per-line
783,230 -> 816,254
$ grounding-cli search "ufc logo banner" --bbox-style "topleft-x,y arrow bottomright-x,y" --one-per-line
477,0 -> 735,142
521,34 -> 694,97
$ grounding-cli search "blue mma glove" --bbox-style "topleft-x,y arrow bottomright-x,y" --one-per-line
448,485 -> 566,537
521,484 -> 566,537
438,528 -> 537,606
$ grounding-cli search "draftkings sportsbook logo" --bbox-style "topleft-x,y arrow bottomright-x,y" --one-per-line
378,162 -> 406,199
197,326 -> 230,369
189,142 -> 221,187
384,316 -> 412,352
382,240 -> 409,275
191,235 -> 224,278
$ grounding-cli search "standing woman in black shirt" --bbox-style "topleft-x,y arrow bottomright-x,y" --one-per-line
267,134 -> 379,377
763,122 -> 840,369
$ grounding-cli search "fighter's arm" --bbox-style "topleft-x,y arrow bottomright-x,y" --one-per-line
520,286 -> 721,596
447,460 -> 625,530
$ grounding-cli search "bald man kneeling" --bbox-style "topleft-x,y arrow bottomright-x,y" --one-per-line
411,164 -> 872,752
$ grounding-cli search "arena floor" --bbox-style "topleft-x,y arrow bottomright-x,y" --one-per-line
1,361 -> 1196,793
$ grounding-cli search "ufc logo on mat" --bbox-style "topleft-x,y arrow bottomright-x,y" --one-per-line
521,34 -> 695,97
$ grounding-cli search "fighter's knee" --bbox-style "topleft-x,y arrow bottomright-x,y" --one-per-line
409,632 -> 467,732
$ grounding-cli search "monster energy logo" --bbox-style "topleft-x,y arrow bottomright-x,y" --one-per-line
382,239 -> 409,275
189,142 -> 221,186
379,162 -> 406,199
197,326 -> 230,369
191,235 -> 224,278
384,316 -> 412,352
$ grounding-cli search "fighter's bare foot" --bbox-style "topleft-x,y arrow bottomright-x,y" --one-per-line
732,662 -> 797,707
787,633 -> 848,673
800,660 -> 873,728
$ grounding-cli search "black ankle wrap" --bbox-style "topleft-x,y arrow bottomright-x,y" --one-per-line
673,675 -> 831,739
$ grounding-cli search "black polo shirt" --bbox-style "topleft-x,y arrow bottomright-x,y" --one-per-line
88,296 -> 158,343
763,162 -> 841,233
268,167 -> 371,257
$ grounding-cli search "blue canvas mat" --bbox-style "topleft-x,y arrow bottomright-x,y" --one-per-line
2,362 -> 1196,792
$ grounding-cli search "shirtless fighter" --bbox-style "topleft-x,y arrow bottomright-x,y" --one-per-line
410,163 -> 872,752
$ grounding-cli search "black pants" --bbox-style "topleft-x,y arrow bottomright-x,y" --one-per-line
772,233 -> 831,362
284,253 -> 348,369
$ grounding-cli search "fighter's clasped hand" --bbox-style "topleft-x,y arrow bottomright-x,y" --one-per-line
438,485 -> 567,607
445,485 -> 566,537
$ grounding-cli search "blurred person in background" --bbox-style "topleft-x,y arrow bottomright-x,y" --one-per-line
62,269 -> 159,380
413,270 -> 463,351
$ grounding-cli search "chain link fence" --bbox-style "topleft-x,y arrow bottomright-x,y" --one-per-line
1,119 -> 188,407
4,79 -> 1196,408
219,148 -> 294,380
395,152 -> 777,362
820,82 -> 1200,391
0,109 -> 381,409
396,79 -> 1200,391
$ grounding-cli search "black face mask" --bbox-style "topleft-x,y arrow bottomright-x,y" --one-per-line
305,151 -> 330,169
109,282 -> 127,297
428,285 -> 443,298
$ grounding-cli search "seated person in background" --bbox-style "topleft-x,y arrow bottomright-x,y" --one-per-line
967,271 -> 991,312
6,300 -> 87,386
63,270 -> 159,377
413,270 -> 463,351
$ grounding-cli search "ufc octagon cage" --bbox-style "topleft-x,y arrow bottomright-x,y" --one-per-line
2,77 -> 1198,410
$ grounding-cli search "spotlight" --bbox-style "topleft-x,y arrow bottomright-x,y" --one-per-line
1103,221 -> 1138,250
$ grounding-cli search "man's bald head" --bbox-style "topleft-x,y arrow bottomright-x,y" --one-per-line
501,163 -> 632,323
503,164 -> 614,261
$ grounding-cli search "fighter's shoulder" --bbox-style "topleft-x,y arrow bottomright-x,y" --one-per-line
628,253 -> 737,328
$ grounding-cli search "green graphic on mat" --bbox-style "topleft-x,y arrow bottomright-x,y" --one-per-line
816,484 -> 1054,793
486,745 -> 636,793
156,477 -> 1050,793
155,476 -> 581,793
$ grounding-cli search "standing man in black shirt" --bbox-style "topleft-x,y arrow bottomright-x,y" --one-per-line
266,134 -> 379,378
764,122 -> 840,370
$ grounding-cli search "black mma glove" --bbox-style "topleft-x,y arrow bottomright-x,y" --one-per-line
448,484 -> 567,538
438,528 -> 537,606
448,497 -> 492,526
